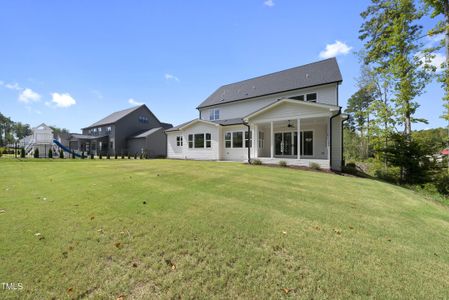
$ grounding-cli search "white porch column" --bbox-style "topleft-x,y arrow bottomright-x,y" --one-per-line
327,117 -> 331,162
270,121 -> 274,158
297,118 -> 301,160
254,124 -> 259,158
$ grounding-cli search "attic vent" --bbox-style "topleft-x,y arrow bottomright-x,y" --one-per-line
305,73 -> 310,79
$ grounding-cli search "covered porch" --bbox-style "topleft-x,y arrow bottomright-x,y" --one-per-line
244,98 -> 340,170
69,134 -> 109,156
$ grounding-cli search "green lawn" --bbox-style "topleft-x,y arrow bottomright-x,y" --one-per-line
1,159 -> 449,299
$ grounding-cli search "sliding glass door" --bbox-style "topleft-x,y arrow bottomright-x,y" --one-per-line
277,131 -> 313,157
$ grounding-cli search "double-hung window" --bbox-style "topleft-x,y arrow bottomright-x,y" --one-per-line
176,136 -> 183,147
209,109 -> 220,121
188,133 -> 211,149
225,132 -> 232,148
188,134 -> 193,148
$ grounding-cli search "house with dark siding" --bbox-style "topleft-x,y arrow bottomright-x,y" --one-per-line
69,105 -> 172,157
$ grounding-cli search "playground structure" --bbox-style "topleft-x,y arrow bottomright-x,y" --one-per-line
18,123 -> 79,158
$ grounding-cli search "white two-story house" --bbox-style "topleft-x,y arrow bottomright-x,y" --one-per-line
166,58 -> 348,170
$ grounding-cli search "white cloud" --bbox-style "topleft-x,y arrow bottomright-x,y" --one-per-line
319,40 -> 352,59
164,73 -> 179,81
18,88 -> 41,103
49,92 -> 76,108
421,52 -> 446,72
264,0 -> 274,7
4,82 -> 21,91
128,98 -> 144,106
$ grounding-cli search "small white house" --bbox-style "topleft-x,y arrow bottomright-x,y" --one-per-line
19,123 -> 56,157
166,58 -> 348,170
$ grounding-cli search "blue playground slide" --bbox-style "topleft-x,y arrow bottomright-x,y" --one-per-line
53,139 -> 82,158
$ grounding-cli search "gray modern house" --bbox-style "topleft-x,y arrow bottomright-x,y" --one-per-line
69,104 -> 172,157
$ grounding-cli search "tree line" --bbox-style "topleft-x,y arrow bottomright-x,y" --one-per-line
344,0 -> 449,194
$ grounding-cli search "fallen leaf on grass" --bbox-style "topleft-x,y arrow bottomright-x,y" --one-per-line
132,263 -> 138,268
0,209 -> 6,214
67,287 -> 73,293
165,259 -> 176,270
116,295 -> 125,300
115,242 -> 122,249
282,231 -> 287,235
334,229 -> 342,235
34,232 -> 41,236
97,229 -> 104,233
90,216 -> 95,220
282,288 -> 290,294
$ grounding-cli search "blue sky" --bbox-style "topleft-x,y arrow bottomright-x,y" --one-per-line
0,0 -> 446,132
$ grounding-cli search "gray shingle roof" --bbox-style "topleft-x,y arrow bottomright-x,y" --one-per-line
165,119 -> 197,132
197,58 -> 342,109
84,105 -> 143,129
130,127 -> 163,139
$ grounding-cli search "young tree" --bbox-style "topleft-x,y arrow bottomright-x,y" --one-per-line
48,149 -> 53,159
34,148 -> 39,158
345,85 -> 376,158
422,0 -> 449,172
20,148 -> 25,158
59,149 -> 64,159
360,0 -> 433,139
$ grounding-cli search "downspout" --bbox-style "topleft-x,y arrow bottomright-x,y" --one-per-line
329,108 -> 342,170
243,121 -> 251,164
341,115 -> 348,167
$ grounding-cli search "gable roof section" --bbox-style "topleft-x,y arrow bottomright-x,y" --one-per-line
165,119 -> 220,132
84,105 -> 149,129
197,58 -> 342,109
130,127 -> 164,139
244,98 -> 340,121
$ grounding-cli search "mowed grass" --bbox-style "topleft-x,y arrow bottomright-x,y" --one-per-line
1,159 -> 449,299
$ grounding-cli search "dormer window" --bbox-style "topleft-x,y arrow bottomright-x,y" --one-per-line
306,93 -> 317,102
209,109 -> 220,121
107,126 -> 111,133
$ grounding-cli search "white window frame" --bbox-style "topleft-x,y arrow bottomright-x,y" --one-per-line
225,130 -> 251,149
188,133 -> 212,149
209,109 -> 220,121
258,131 -> 264,149
107,126 -> 112,133
176,136 -> 183,147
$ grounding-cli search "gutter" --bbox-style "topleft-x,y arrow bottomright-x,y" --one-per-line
243,122 -> 251,164
329,108 -> 342,170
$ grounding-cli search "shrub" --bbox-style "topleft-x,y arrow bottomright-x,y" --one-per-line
107,153 -> 110,159
251,158 -> 262,165
90,153 -> 94,159
81,151 -> 85,159
279,160 -> 287,167
436,173 -> 449,196
134,153 -> 137,159
59,149 -> 64,159
99,153 -> 103,159
48,149 -> 53,159
309,162 -> 321,170
115,153 -> 118,159
128,154 -> 131,159
72,152 -> 76,159
33,148 -> 39,158
121,153 -> 125,159
1,148 -> 7,154
21,148 -> 25,158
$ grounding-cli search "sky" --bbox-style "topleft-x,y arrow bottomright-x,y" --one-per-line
0,0 -> 446,132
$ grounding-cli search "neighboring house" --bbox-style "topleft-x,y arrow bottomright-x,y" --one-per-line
166,58 -> 348,170
69,105 -> 172,157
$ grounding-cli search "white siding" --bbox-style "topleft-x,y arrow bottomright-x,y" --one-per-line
199,83 -> 338,121
249,101 -> 331,123
167,122 -> 220,160
220,125 -> 254,161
